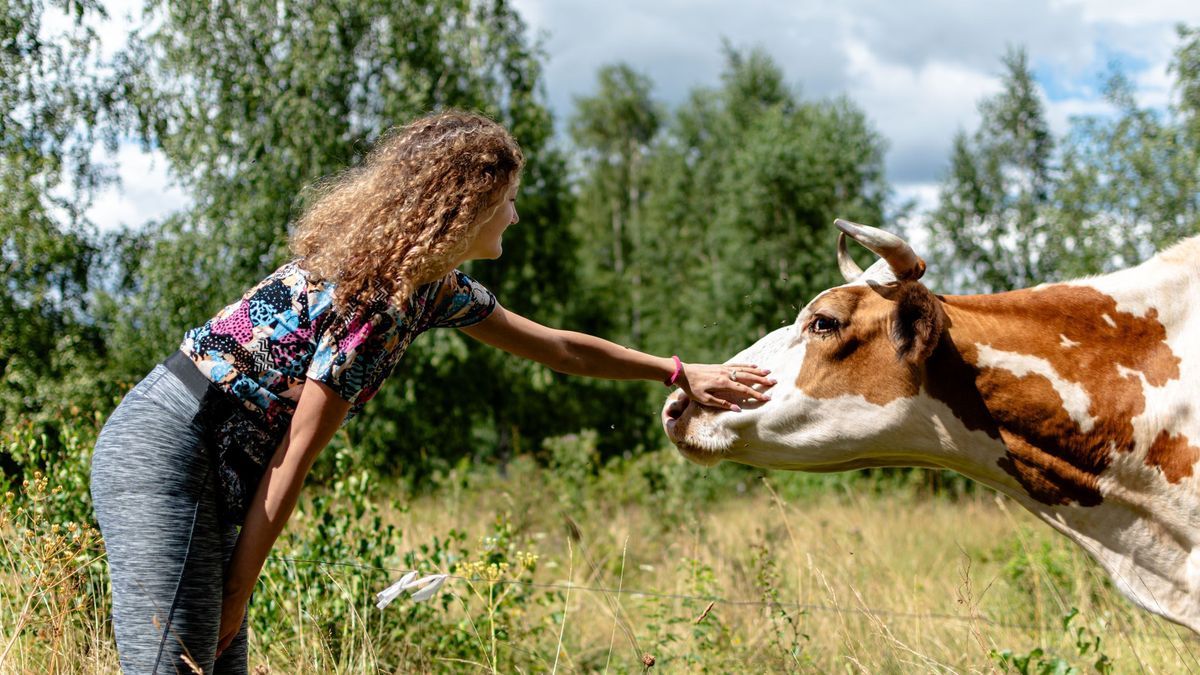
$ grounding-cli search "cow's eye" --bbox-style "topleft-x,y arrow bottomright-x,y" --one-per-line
810,315 -> 840,334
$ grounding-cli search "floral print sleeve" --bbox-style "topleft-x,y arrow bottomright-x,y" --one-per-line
305,296 -> 397,406
430,270 -> 497,328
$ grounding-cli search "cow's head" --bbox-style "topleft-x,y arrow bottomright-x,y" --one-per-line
662,219 -> 952,471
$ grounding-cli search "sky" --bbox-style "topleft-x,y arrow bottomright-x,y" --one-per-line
84,0 -> 1200,232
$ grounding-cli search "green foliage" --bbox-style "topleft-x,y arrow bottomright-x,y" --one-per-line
565,47 -> 889,457
0,0 -> 115,434
0,409 -> 105,526
931,35 -> 1200,293
629,46 -> 888,362
0,470 -> 109,668
569,63 -> 662,350
591,448 -> 759,532
1051,26 -> 1200,277
543,429 -> 600,511
751,541 -> 809,668
994,526 -> 1085,621
990,608 -> 1114,675
255,440 -> 560,671
928,48 -> 1056,292
638,556 -> 737,673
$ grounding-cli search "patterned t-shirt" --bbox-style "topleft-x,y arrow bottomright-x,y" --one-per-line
179,260 -> 496,522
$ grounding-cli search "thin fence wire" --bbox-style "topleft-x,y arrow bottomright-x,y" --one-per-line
265,554 -> 1200,645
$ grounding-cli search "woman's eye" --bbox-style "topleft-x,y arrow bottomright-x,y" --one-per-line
810,316 -> 840,334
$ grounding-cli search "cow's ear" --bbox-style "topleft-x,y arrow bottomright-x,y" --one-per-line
890,282 -> 945,364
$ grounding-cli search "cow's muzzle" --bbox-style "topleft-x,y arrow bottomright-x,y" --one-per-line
664,391 -> 690,422
661,390 -> 691,444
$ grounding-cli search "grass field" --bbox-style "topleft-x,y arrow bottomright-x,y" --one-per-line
3,443 -> 1198,673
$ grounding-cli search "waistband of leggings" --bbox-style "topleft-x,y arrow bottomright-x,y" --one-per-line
163,350 -> 213,403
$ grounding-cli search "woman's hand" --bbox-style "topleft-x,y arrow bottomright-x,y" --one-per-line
215,585 -> 249,657
677,362 -> 775,411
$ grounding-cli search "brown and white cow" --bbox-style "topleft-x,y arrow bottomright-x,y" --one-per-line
662,219 -> 1200,633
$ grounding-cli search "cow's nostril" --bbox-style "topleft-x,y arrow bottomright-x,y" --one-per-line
666,395 -> 690,421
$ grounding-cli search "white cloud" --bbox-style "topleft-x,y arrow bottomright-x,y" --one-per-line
841,0 -> 1096,73
1132,59 -> 1177,111
89,143 -> 188,233
895,182 -> 940,212
1044,96 -> 1118,137
841,39 -> 1004,184
37,1 -> 176,233
40,0 -> 142,61
1055,0 -> 1200,26
513,0 -> 1194,194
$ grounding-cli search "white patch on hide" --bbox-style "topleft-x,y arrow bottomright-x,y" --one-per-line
974,344 -> 1096,433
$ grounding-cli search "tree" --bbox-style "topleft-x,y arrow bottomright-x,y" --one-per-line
569,64 -> 662,347
0,0 -> 116,434
928,48 -> 1056,293
561,47 -> 890,455
636,46 -> 888,361
104,0 -> 578,474
1052,25 -> 1200,275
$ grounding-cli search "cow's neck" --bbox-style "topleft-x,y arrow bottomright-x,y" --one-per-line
925,250 -> 1200,631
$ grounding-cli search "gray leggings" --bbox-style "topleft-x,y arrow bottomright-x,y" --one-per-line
90,364 -> 249,673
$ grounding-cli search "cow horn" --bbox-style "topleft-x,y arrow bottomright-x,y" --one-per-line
833,218 -> 926,281
837,232 -> 863,282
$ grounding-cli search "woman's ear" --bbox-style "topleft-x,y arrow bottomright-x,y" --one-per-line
890,282 -> 945,364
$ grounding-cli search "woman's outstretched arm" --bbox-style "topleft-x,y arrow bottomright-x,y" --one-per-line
460,304 -> 775,410
216,380 -> 351,655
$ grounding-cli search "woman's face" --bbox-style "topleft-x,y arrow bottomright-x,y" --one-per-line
463,180 -> 520,261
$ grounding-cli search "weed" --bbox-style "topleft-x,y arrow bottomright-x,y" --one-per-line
990,608 -> 1115,674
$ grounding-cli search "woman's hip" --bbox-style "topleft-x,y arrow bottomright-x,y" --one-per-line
90,364 -> 210,504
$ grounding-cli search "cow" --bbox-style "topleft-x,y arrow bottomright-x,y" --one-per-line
662,219 -> 1200,633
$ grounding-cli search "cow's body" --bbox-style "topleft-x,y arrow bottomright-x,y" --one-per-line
663,224 -> 1200,632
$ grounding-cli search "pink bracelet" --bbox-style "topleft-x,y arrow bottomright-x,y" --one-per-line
664,355 -> 683,386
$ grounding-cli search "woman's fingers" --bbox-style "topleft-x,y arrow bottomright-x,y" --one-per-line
699,393 -> 742,412
712,384 -> 769,406
721,364 -> 775,393
725,365 -> 773,384
738,372 -> 777,389
735,383 -> 772,402
697,385 -> 770,411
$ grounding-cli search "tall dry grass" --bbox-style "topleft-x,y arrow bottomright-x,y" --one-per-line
379,467 -> 1194,673
3,447 -> 1197,673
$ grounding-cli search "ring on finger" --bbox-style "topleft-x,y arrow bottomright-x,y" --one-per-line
730,370 -> 739,382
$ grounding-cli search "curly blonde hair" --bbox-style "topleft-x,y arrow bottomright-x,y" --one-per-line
290,111 -> 524,309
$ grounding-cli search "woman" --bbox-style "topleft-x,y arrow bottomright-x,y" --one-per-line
90,111 -> 775,673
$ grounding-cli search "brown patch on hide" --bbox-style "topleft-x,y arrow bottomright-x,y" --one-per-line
996,433 -> 1104,506
942,285 -> 1181,506
795,284 -> 934,406
795,282 -> 1000,437
924,334 -> 1000,439
1145,431 -> 1200,483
